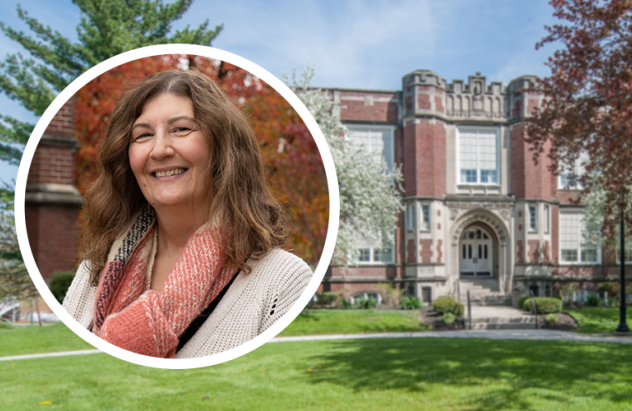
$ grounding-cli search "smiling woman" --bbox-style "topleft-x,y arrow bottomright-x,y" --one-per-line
61,70 -> 314,359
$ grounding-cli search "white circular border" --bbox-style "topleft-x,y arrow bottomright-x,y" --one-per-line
14,45 -> 340,369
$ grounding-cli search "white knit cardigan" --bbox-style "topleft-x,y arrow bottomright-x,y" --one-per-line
62,248 -> 313,358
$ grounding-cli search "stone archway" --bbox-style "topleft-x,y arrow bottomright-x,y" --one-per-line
450,209 -> 512,294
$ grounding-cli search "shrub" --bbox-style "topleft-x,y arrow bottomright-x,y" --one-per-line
546,314 -> 558,323
374,283 -> 404,307
0,321 -> 13,330
316,292 -> 339,306
340,297 -> 353,309
517,296 -> 529,310
49,272 -> 75,303
523,297 -> 562,314
432,297 -> 464,317
441,313 -> 456,324
552,294 -> 562,301
400,296 -> 423,310
356,296 -> 377,309
586,294 -> 601,307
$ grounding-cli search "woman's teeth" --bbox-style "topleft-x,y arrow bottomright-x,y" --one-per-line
154,169 -> 186,177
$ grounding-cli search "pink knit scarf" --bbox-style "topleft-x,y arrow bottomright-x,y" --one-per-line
92,206 -> 236,358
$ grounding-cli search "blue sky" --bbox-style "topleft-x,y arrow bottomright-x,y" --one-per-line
0,0 -> 560,181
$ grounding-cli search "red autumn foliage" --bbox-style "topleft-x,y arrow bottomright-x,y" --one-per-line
527,0 -> 632,233
75,55 -> 328,264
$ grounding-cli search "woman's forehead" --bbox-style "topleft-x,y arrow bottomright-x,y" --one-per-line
134,94 -> 195,125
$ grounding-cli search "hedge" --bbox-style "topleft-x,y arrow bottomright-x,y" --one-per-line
522,297 -> 562,314
432,296 -> 464,317
49,272 -> 75,303
517,296 -> 529,310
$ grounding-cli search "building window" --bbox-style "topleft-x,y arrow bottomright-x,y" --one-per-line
616,248 -> 632,264
544,205 -> 550,233
421,204 -> 430,230
559,156 -> 586,189
346,125 -> 394,171
407,203 -> 415,232
458,128 -> 499,184
559,211 -> 600,263
355,246 -> 394,264
529,205 -> 537,232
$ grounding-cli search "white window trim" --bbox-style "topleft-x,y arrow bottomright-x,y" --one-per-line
420,204 -> 431,231
558,209 -> 601,265
344,124 -> 395,171
407,203 -> 415,232
456,126 -> 501,187
528,205 -> 538,232
354,246 -> 395,265
558,156 -> 586,190
544,205 -> 550,233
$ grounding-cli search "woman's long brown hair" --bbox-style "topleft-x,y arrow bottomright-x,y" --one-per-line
80,69 -> 289,285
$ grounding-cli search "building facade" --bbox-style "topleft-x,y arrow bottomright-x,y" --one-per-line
323,70 -> 631,305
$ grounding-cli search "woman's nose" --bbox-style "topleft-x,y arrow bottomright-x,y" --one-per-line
150,130 -> 175,159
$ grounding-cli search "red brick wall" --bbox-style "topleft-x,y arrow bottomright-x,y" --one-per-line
510,123 -> 555,199
517,240 -> 524,263
528,239 -> 539,263
339,91 -> 398,122
44,97 -> 76,136
27,146 -> 75,185
419,239 -> 432,263
403,119 -> 446,197
25,206 -> 79,279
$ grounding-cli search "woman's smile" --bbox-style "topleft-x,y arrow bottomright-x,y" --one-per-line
129,93 -> 211,210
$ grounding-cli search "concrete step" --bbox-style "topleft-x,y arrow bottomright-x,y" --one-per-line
470,322 -> 536,330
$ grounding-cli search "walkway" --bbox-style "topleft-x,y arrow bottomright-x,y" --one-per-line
2,329 -> 631,362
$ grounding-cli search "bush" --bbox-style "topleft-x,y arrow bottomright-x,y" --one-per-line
546,314 -> 558,323
523,297 -> 562,314
340,297 -> 353,309
356,296 -> 377,309
0,321 -> 13,330
316,292 -> 339,306
441,313 -> 456,324
400,296 -> 423,310
432,297 -> 464,317
517,296 -> 529,310
49,272 -> 75,303
586,294 -> 601,307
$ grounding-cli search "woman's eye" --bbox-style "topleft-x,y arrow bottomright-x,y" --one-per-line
171,127 -> 192,135
133,133 -> 153,141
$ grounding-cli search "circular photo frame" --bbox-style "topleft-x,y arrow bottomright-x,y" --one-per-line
14,44 -> 339,369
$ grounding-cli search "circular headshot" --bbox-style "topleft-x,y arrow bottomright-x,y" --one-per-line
15,45 -> 338,369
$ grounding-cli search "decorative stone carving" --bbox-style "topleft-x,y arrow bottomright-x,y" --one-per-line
500,209 -> 510,221
450,209 -> 459,221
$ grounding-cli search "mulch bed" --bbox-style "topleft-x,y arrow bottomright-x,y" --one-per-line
536,313 -> 578,331
419,308 -> 466,331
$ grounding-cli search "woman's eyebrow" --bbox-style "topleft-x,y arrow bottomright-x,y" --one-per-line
167,116 -> 196,125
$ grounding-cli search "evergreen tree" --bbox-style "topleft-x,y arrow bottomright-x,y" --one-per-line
0,0 -> 222,165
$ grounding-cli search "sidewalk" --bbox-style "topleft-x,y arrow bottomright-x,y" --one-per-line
2,329 -> 631,362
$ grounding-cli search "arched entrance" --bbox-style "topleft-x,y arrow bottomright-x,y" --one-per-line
459,226 -> 493,277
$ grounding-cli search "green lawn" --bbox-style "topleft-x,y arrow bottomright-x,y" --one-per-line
1,338 -> 631,410
279,309 -> 428,336
0,323 -> 92,357
566,307 -> 632,333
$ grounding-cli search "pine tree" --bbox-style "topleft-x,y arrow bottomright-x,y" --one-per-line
287,66 -> 403,264
0,0 -> 222,165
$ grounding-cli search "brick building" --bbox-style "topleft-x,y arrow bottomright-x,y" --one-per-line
323,70 -> 632,305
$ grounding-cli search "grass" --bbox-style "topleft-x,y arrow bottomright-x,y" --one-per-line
279,309 -> 428,336
1,338 -> 632,410
566,307 -> 632,334
0,323 -> 92,357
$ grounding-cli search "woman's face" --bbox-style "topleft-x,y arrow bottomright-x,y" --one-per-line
129,93 -> 211,212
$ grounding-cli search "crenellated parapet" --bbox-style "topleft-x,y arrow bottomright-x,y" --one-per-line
401,70 -> 540,123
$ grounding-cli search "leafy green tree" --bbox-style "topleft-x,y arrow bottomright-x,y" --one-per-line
0,0 -> 222,165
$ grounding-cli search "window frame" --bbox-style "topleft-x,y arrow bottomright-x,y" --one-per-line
345,124 -> 395,172
456,126 -> 501,186
420,204 -> 431,231
558,156 -> 586,190
543,205 -> 550,233
407,203 -> 415,232
528,205 -> 538,232
558,209 -> 601,265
